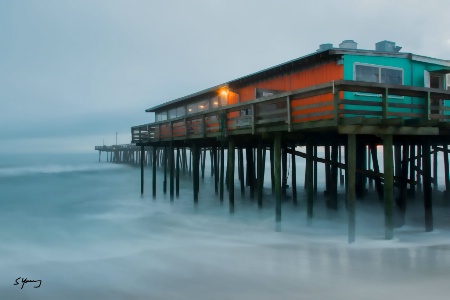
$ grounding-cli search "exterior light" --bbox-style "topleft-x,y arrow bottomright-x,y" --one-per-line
220,88 -> 229,96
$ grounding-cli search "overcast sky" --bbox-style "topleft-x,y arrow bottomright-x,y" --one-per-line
1,0 -> 449,153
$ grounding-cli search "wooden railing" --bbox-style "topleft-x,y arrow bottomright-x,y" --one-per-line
131,80 -> 450,143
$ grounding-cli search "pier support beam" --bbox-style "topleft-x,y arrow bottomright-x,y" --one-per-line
444,144 -> 450,196
281,145 -> 287,198
306,138 -> 313,222
169,143 -> 174,200
246,146 -> 255,199
270,144 -> 275,195
369,143 -> 383,200
228,140 -> 235,213
220,145 -> 225,202
163,147 -> 167,194
192,144 -> 200,204
328,142 -> 338,210
274,134 -> 282,222
313,146 -> 318,194
383,135 -> 394,240
409,145 -> 416,195
348,134 -> 356,243
422,141 -> 433,232
238,148 -> 245,198
152,146 -> 157,197
213,146 -> 219,195
291,145 -> 297,205
257,141 -> 264,208
176,147 -> 180,197
397,143 -> 409,227
140,145 -> 144,194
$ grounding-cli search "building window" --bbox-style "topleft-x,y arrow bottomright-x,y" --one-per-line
156,111 -> 167,122
177,106 -> 186,117
354,63 -> 403,85
168,108 -> 177,119
211,96 -> 220,109
187,103 -> 197,114
197,99 -> 209,112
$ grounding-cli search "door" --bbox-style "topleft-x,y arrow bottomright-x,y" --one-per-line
425,71 -> 444,115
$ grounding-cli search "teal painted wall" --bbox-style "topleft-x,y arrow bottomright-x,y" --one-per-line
343,54 -> 450,118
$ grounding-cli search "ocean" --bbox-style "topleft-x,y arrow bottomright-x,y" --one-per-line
0,151 -> 449,299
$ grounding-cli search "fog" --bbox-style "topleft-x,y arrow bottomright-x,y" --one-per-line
0,153 -> 449,299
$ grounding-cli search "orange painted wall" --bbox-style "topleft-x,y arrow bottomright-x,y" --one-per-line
236,61 -> 343,122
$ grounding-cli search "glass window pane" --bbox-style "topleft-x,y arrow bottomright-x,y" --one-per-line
381,68 -> 402,85
211,96 -> 219,109
168,109 -> 177,119
355,65 -> 379,83
187,103 -> 197,114
219,94 -> 228,107
176,106 -> 186,117
197,99 -> 209,112
156,112 -> 167,121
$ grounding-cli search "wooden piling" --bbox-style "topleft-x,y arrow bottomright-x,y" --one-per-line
246,146 -> 255,199
228,140 -> 235,213
348,134 -> 356,243
398,143 -> 409,226
409,144 -> 416,195
433,145 -> 438,189
163,147 -> 167,194
152,146 -> 157,197
193,144 -> 200,204
313,145 -> 318,194
140,145 -> 144,194
257,141 -> 264,208
282,146 -> 287,198
383,135 -> 394,240
306,138 -> 313,222
274,134 -> 282,222
213,146 -> 219,195
270,144 -> 275,195
325,144 -> 331,195
220,145 -> 225,202
201,148 -> 206,179
417,145 -> 422,192
291,145 -> 297,205
369,143 -> 383,200
339,146 -> 344,186
238,147 -> 245,197
169,143 -> 174,200
422,141 -> 433,232
176,147 -> 180,197
329,142 -> 338,210
444,144 -> 449,196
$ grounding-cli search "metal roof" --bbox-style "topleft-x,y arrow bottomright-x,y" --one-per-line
145,48 -> 450,113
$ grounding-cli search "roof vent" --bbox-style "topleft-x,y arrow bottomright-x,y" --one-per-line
339,40 -> 357,49
375,40 -> 402,52
317,43 -> 333,52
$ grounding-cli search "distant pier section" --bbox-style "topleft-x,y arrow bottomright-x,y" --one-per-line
95,144 -> 152,164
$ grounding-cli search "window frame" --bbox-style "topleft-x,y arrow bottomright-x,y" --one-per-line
353,63 -> 404,98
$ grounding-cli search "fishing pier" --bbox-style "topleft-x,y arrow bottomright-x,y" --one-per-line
98,41 -> 450,242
